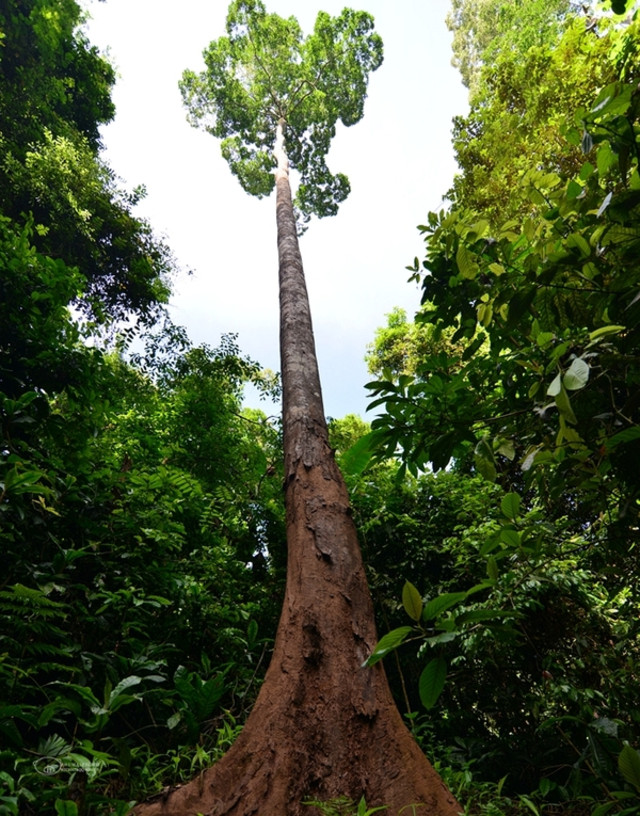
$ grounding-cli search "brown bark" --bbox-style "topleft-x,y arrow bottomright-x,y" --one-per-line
133,123 -> 460,816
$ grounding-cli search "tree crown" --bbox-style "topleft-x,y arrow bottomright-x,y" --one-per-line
180,0 -> 383,223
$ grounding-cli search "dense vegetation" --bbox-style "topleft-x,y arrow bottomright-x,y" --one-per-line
1,1 -> 639,815
352,1 -> 640,813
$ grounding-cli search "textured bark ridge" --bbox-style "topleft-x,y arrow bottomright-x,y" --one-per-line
134,125 -> 461,816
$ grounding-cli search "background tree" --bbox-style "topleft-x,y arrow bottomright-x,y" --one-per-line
448,13 -> 623,225
446,0 -> 573,100
0,0 -> 172,325
133,2 -> 459,815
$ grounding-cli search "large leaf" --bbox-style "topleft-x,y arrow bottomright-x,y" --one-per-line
423,592 -> 467,622
500,492 -> 521,520
363,626 -> 413,667
554,383 -> 577,424
54,801 -> 78,816
563,357 -> 589,391
456,244 -> 478,279
340,431 -> 377,475
618,744 -> 640,792
402,581 -> 423,622
418,657 -> 447,709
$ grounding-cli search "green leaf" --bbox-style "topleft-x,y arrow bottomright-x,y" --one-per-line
55,801 -> 78,816
423,592 -> 467,622
579,161 -> 595,180
607,427 -> 640,450
418,657 -> 447,709
597,146 -> 616,178
567,232 -> 590,257
108,675 -> 142,707
547,373 -> 562,397
554,383 -> 577,424
363,626 -> 413,667
566,180 -> 583,200
341,432 -> 376,475
588,325 -> 625,342
563,358 -> 589,391
618,744 -> 640,792
501,493 -> 521,520
474,436 -> 496,482
425,631 -> 459,645
402,581 -> 423,622
456,244 -> 478,279
500,528 -> 521,548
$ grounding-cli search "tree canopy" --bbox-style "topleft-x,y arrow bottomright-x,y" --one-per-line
179,0 -> 383,223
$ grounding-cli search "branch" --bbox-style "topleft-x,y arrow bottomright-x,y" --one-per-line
245,26 -> 282,121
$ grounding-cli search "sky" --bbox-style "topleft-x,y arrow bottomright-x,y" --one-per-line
80,0 -> 469,419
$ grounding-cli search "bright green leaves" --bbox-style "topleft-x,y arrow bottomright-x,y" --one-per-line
456,243 -> 479,279
180,2 -> 382,222
221,136 -> 276,197
423,591 -> 468,621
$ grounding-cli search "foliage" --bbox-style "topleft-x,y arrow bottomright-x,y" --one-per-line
0,0 -> 172,324
355,8 -> 640,805
365,307 -> 471,380
446,0 -> 573,100
0,195 -> 284,815
363,19 -> 640,501
344,446 -> 640,798
0,351 -> 285,812
448,14 -> 626,225
179,0 -> 383,225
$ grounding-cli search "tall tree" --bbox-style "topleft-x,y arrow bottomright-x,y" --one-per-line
135,2 -> 459,814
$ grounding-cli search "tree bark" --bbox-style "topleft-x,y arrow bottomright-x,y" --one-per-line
134,122 -> 460,816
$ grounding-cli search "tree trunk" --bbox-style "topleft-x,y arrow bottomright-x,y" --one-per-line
134,122 -> 460,816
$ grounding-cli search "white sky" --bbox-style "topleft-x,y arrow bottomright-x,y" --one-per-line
81,0 -> 468,419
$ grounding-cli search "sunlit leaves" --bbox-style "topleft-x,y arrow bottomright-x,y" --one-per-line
562,357 -> 589,390
365,16 -> 640,489
181,2 -> 382,222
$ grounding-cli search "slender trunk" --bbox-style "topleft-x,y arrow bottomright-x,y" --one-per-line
134,122 -> 460,816
274,118 -> 328,473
